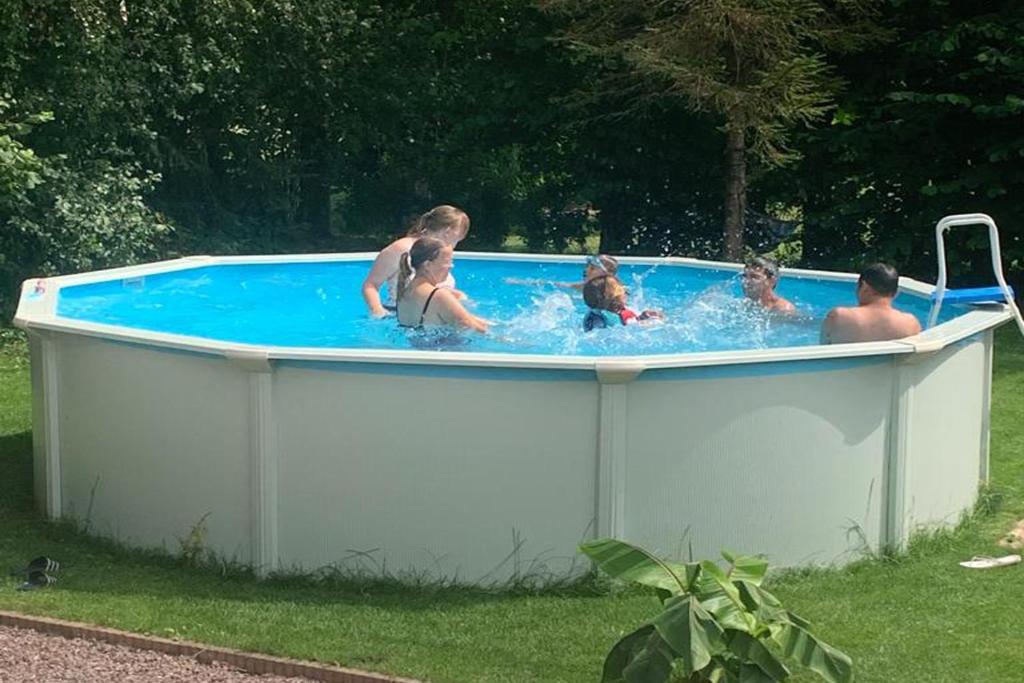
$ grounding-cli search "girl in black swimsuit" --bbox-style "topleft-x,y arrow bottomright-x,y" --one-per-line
394,237 -> 489,333
401,286 -> 442,329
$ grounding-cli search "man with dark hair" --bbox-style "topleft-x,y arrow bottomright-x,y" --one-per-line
821,263 -> 922,344
742,256 -> 795,314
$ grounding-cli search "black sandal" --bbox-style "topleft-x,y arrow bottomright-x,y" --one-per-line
10,556 -> 60,576
16,570 -> 57,591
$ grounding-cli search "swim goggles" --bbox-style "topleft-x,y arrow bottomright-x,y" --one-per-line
585,255 -> 609,273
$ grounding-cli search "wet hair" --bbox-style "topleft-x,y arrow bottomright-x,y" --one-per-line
587,254 -> 620,276
396,237 -> 446,302
745,256 -> 780,280
859,262 -> 899,297
583,275 -> 625,313
407,205 -> 470,240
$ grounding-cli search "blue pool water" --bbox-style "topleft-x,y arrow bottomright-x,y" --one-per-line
56,258 -> 953,356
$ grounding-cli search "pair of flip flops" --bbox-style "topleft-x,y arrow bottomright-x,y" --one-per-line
10,556 -> 61,591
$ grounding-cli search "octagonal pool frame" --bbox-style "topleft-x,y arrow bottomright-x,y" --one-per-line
14,253 -> 1013,582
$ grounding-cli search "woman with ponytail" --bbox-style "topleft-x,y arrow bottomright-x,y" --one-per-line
396,237 -> 488,333
361,205 -> 470,317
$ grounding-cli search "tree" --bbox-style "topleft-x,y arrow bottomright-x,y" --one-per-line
542,0 -> 883,260
0,100 -> 170,319
771,0 -> 1024,287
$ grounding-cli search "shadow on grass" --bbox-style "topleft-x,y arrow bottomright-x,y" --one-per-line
0,430 -> 33,513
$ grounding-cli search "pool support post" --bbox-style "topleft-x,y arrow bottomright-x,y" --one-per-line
226,349 -> 279,578
595,361 -> 645,540
32,330 -> 63,520
979,330 -> 994,483
884,353 -> 916,552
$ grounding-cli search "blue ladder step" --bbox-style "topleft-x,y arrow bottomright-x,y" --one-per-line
931,286 -> 1015,304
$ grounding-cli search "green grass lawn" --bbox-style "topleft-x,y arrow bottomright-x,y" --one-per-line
1,328 -> 1022,682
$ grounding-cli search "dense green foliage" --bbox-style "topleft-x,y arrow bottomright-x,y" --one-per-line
542,0 -> 885,259
768,0 -> 1024,282
1,0 -> 1021,318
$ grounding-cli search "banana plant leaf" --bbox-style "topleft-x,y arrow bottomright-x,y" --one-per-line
602,625 -> 658,683
775,623 -> 853,683
726,630 -> 790,680
650,595 -> 720,674
621,628 -> 677,683
721,550 -> 769,586
581,538 -> 697,593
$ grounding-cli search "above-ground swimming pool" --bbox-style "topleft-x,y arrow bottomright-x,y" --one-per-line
15,253 -> 1013,582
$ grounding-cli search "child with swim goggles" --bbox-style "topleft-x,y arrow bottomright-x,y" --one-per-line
505,254 -> 619,290
582,274 -> 664,332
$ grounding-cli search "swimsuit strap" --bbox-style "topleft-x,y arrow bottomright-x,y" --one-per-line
419,287 -> 442,327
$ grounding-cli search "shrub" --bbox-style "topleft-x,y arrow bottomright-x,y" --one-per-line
581,539 -> 852,683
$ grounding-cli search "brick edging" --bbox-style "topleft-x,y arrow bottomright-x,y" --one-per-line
0,610 -> 425,683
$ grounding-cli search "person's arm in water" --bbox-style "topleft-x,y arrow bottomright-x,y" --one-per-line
619,308 -> 665,326
638,309 -> 665,322
435,289 -> 489,333
504,277 -> 584,290
361,242 -> 406,317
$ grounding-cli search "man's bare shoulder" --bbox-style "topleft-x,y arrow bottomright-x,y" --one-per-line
773,297 -> 797,314
896,309 -> 923,335
825,305 -> 858,322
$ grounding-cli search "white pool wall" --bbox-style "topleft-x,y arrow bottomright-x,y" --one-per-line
15,253 -> 1011,581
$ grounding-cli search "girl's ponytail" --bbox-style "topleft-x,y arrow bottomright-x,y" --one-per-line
395,251 -> 414,303
395,238 -> 447,303
406,214 -> 427,237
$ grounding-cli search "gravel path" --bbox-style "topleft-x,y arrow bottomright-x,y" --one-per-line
0,625 -> 311,683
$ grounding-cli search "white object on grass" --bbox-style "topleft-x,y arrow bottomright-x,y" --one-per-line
958,554 -> 1022,569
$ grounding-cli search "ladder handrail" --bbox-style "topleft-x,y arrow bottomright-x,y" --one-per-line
927,213 -> 1024,336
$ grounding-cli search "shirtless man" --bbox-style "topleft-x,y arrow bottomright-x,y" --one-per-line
821,263 -> 922,344
742,257 -> 795,314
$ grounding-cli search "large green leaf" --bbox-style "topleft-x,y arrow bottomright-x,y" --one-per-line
784,609 -> 812,630
721,550 -> 769,586
775,623 -> 853,683
737,583 -> 789,625
621,628 -> 676,683
650,596 -> 718,675
726,630 -> 790,680
738,662 -> 778,683
696,561 -> 756,632
699,590 -> 754,632
580,538 -> 696,593
602,625 -> 657,683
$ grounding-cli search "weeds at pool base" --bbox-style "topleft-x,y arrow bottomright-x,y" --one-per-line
179,512 -> 212,566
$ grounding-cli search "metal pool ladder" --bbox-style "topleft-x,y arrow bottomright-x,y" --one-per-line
927,213 -> 1024,336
